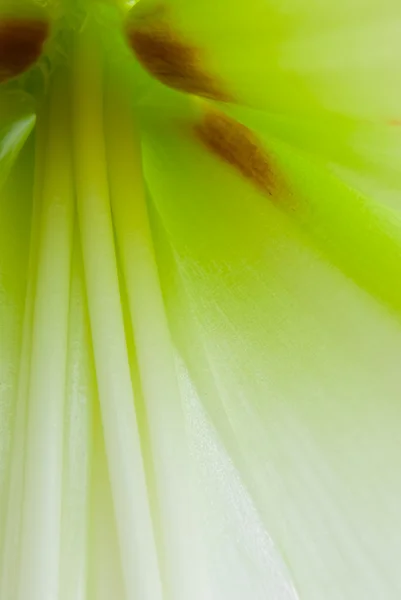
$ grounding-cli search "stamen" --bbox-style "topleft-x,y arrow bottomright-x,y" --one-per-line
16,77 -> 74,600
0,105 -> 46,600
105,74 -> 210,600
72,29 -> 163,600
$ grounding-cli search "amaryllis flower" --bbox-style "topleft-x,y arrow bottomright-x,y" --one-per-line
1,0 -> 401,598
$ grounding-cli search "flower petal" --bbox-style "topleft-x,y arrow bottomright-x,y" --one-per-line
141,110 -> 401,598
126,0 -> 401,120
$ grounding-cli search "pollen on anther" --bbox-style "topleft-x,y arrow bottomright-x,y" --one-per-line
0,19 -> 49,83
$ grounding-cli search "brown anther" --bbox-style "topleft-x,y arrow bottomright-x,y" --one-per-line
195,110 -> 291,206
126,5 -> 231,101
0,19 -> 49,83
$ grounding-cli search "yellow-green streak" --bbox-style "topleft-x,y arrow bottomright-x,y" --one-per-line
0,105 -> 45,600
72,28 -> 162,600
59,233 -> 94,600
17,74 -> 74,600
105,74 -> 211,600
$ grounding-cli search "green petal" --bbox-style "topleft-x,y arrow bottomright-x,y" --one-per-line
142,111 -> 401,598
139,99 -> 401,314
126,0 -> 401,119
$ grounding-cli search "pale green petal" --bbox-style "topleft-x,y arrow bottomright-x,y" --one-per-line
1,7 -> 401,600
142,110 -> 401,598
